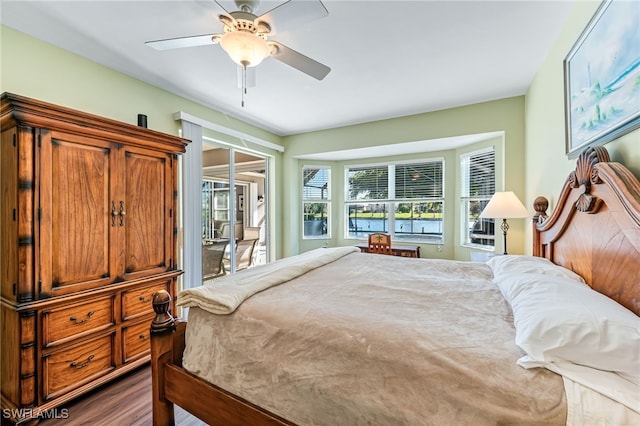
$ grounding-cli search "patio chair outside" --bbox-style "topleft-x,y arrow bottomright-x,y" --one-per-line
202,240 -> 228,281
235,238 -> 258,271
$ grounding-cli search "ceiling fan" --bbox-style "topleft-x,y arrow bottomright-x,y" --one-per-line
146,0 -> 331,105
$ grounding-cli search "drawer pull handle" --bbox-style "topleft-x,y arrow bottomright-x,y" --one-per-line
111,201 -> 118,226
119,201 -> 126,226
139,334 -> 149,340
70,311 -> 94,324
138,295 -> 151,303
70,354 -> 95,369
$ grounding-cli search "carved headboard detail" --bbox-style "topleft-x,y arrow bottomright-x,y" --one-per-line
568,146 -> 610,213
533,146 -> 640,315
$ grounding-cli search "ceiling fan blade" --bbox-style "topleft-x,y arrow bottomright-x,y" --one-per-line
258,0 -> 328,34
212,0 -> 231,14
146,34 -> 217,51
269,41 -> 330,80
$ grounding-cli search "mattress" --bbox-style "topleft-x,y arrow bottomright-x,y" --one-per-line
181,249 -> 566,425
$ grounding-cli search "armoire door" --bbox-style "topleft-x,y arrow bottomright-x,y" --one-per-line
120,146 -> 174,281
39,130 -> 119,298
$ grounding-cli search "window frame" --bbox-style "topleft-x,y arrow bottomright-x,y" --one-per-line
344,158 -> 445,244
202,178 -> 231,241
302,165 -> 331,240
459,146 -> 496,250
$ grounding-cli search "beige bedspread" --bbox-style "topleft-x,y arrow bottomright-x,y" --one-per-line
181,251 -> 566,425
179,246 -> 360,314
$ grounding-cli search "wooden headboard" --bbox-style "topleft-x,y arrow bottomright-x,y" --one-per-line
532,146 -> 640,316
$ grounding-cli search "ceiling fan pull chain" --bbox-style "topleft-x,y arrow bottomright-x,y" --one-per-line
243,64 -> 248,95
241,63 -> 247,107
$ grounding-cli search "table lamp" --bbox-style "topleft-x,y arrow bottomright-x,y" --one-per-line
479,191 -> 529,255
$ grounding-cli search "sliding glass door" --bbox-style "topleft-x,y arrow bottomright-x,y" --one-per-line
202,141 -> 268,282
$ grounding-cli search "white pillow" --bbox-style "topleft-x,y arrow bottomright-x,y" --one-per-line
498,273 -> 640,385
488,255 -> 585,283
494,272 -> 588,305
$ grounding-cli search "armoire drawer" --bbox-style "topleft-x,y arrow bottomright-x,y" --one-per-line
42,296 -> 115,347
122,318 -> 153,363
121,282 -> 167,321
42,333 -> 115,401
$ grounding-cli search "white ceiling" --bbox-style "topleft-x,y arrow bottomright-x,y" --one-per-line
1,0 -> 575,137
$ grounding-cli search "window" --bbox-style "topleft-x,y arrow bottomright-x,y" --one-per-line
460,147 -> 495,248
346,159 -> 444,243
202,179 -> 230,241
302,166 -> 330,238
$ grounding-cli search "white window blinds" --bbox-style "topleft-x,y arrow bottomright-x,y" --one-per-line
395,161 -> 444,199
303,167 -> 330,200
461,149 -> 495,198
346,166 -> 389,200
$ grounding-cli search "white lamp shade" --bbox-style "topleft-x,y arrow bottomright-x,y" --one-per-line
220,31 -> 270,67
479,191 -> 529,219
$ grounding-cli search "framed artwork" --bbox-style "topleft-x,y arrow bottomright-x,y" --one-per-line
564,0 -> 640,158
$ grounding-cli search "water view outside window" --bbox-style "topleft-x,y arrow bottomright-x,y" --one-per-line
303,167 -> 330,238
393,201 -> 443,242
346,160 -> 444,243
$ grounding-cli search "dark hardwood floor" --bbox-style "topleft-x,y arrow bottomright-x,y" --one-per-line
39,365 -> 207,426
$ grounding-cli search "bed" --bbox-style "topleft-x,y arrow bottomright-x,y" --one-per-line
150,146 -> 639,425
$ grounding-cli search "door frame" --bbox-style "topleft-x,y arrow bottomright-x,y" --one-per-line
177,115 -> 279,292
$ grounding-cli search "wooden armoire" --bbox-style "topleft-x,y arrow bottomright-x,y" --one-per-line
0,93 -> 188,424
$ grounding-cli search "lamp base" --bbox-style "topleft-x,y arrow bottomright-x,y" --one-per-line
500,218 -> 509,255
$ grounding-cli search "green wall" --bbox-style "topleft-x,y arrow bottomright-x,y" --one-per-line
524,1 -> 640,253
282,97 -> 525,259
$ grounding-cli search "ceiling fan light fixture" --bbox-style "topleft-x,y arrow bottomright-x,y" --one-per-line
220,31 -> 270,67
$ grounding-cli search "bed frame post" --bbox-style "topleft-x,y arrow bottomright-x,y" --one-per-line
151,290 -> 177,426
532,196 -> 548,257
